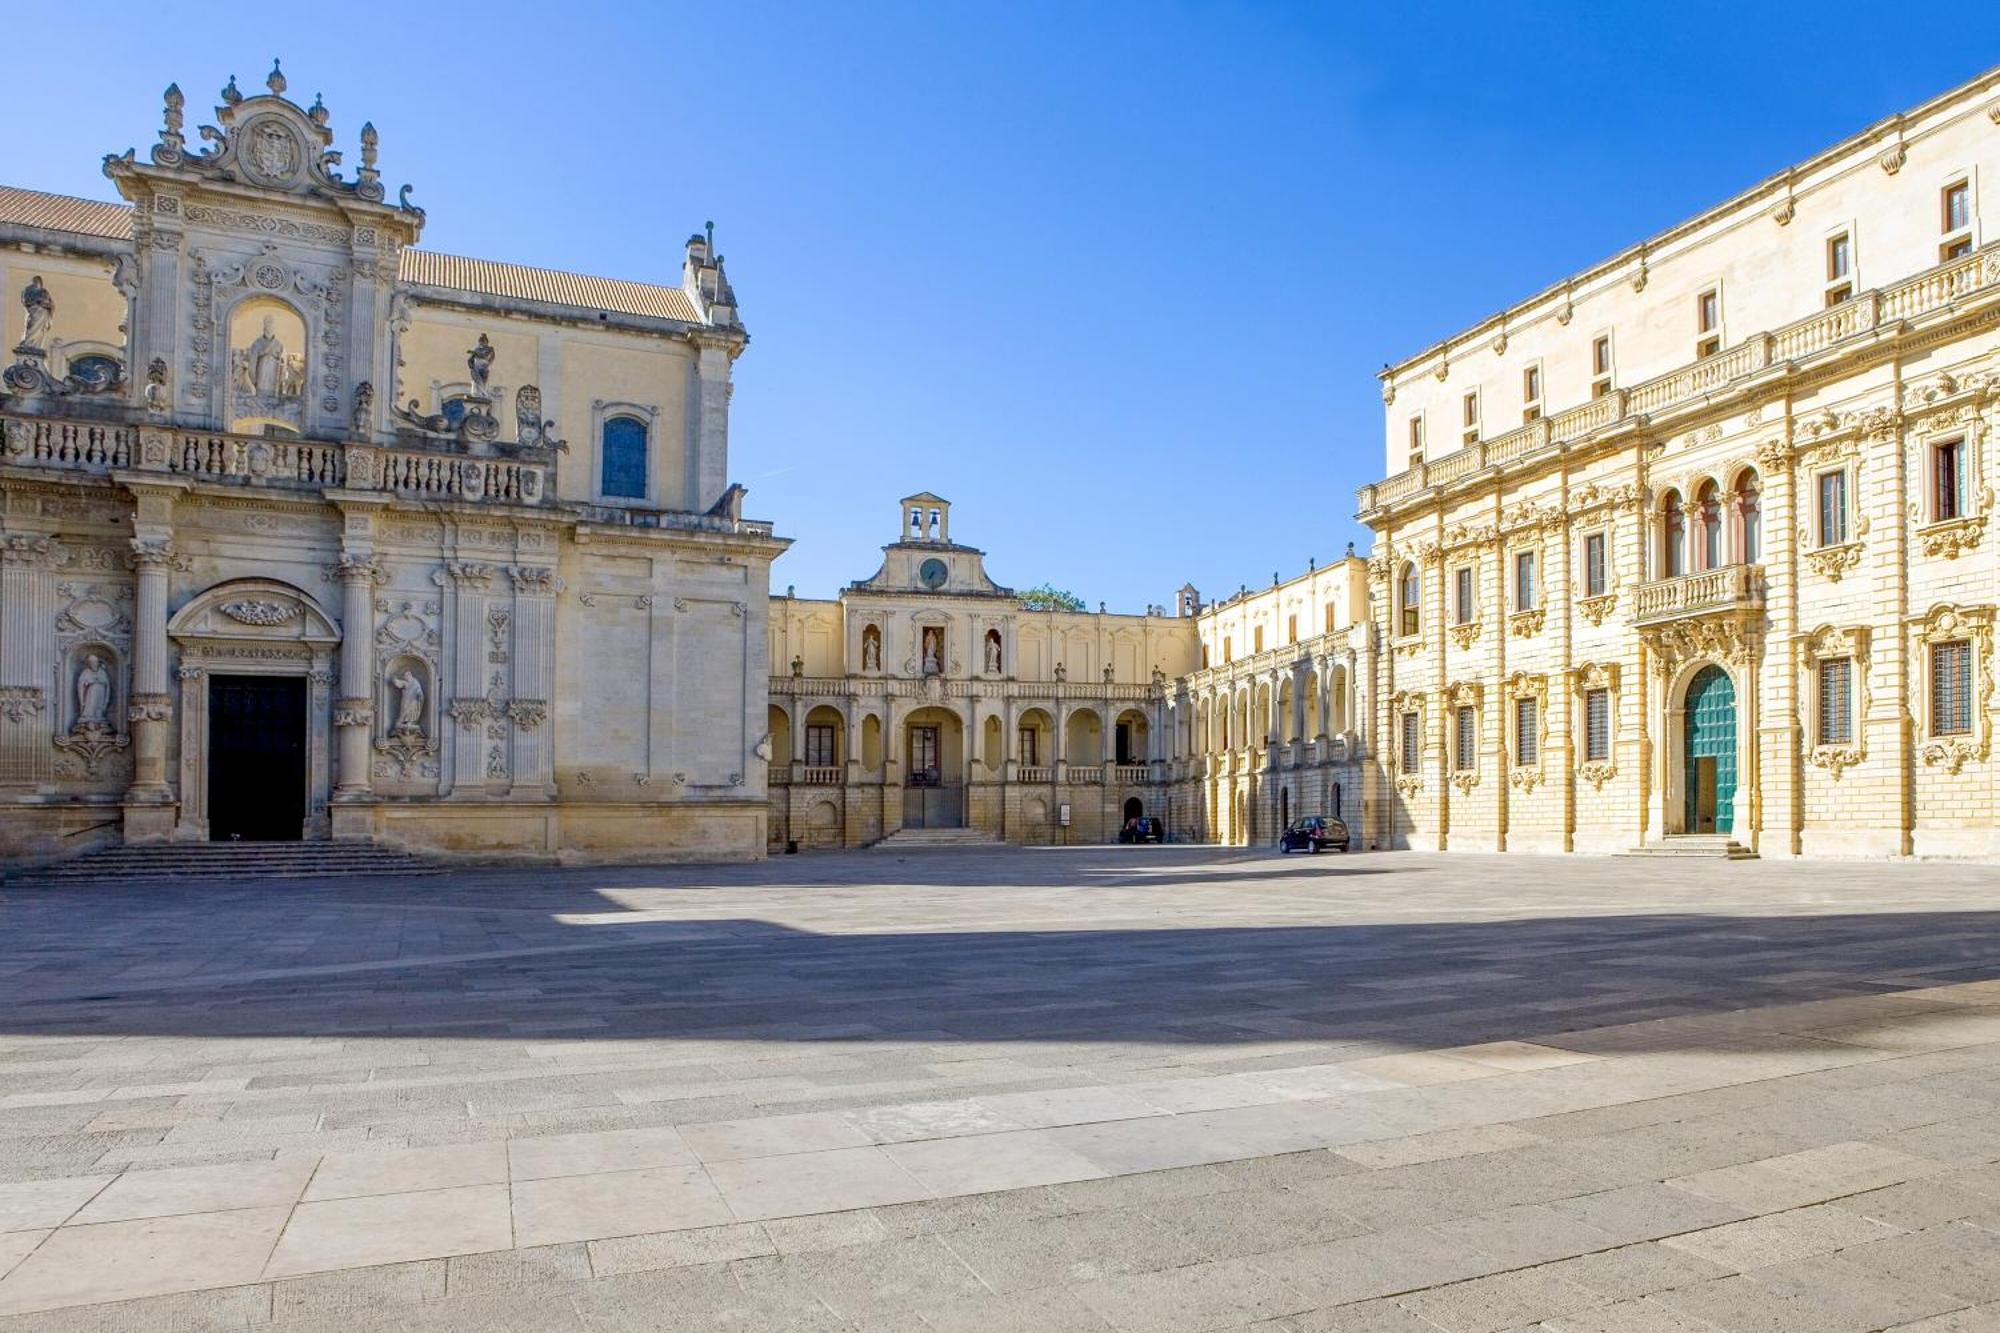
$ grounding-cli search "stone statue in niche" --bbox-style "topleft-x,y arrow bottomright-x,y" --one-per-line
1055,662 -> 1067,683
75,655 -> 112,729
985,632 -> 1002,675
861,627 -> 881,672
247,316 -> 286,396
19,277 -> 54,351
388,668 -> 425,735
921,626 -> 943,676
467,334 -> 494,394
144,358 -> 169,414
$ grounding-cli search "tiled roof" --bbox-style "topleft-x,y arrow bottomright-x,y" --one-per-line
397,250 -> 702,323
0,186 -> 133,240
0,185 -> 702,323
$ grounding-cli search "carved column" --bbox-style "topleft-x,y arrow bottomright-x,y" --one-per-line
507,565 -> 557,798
0,535 -> 58,791
124,535 -> 176,822
444,562 -> 494,797
332,555 -> 379,802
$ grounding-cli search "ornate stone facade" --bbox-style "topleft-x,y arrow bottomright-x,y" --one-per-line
1359,67 -> 2000,858
0,68 -> 785,864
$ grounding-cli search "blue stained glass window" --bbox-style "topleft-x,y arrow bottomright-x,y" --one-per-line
442,398 -> 469,428
601,417 -> 648,499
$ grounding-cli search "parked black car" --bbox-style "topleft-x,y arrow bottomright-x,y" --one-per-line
1279,815 -> 1349,853
1118,816 -> 1164,844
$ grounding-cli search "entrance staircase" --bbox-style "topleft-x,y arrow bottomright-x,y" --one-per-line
7,842 -> 444,886
872,828 -> 1005,850
1620,834 -> 1759,860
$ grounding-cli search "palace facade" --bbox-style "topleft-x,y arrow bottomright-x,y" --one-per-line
0,67 -> 785,864
1358,69 -> 2000,858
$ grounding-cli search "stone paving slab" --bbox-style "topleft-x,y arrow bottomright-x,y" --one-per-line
1,847 -> 1998,1328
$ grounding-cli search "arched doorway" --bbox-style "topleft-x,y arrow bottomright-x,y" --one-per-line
1682,665 -> 1737,834
902,706 -> 964,829
1122,796 -> 1143,821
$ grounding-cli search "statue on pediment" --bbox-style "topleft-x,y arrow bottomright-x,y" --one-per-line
19,276 -> 53,352
467,334 -> 494,394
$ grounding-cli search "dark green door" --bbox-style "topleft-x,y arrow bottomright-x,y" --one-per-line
1682,665 -> 1736,834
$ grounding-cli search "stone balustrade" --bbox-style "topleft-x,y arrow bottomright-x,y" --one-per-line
1633,563 -> 1764,626
1357,242 -> 2000,517
0,411 -> 559,508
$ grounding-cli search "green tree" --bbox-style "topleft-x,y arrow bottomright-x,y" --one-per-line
1019,582 -> 1086,612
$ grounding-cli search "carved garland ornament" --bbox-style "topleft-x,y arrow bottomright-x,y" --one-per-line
1448,621 -> 1482,651
1576,593 -> 1618,627
218,598 -> 300,626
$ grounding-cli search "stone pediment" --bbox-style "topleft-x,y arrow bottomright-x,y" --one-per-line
168,578 -> 340,643
105,62 -> 422,230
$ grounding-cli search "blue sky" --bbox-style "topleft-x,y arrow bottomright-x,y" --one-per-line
11,4 -> 1991,606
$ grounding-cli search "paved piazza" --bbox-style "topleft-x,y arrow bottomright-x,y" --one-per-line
2,849 -> 2000,1331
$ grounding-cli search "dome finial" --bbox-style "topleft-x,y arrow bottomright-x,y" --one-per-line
266,59 -> 286,96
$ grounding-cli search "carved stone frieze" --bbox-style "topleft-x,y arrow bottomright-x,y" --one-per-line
1643,615 -> 1760,677
1918,516 -> 1986,559
1578,760 -> 1617,790
1577,593 -> 1618,627
1509,608 -> 1546,639
52,723 -> 129,778
219,598 -> 300,626
508,699 -> 548,729
1448,621 -> 1481,651
1803,541 -> 1863,581
0,686 -> 46,723
127,692 -> 172,723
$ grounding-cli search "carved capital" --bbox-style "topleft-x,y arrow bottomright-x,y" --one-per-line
333,700 -> 375,728
0,685 -> 46,723
445,561 -> 494,589
507,698 -> 548,729
1804,542 -> 1863,582
127,692 -> 172,723
507,565 -> 558,595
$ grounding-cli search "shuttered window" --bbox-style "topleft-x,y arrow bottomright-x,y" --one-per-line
1934,438 -> 1966,522
1514,551 -> 1538,610
804,725 -> 838,767
1816,470 -> 1848,547
1400,712 -> 1420,772
1933,641 -> 1972,735
1454,567 -> 1474,624
1816,659 -> 1852,745
1454,706 -> 1476,771
1515,697 -> 1539,766
1584,689 -> 1610,762
1583,533 -> 1607,598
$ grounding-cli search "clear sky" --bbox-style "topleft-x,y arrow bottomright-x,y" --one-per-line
10,4 -> 1991,607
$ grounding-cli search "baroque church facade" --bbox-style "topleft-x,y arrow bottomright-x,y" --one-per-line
5,64 -> 1999,865
0,67 -> 785,864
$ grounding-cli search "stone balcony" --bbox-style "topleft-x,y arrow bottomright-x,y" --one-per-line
1633,564 -> 1764,626
1357,241 -> 2000,519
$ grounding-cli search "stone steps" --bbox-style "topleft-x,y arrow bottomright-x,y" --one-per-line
9,842 -> 445,886
873,828 -> 1005,850
1620,835 -> 1759,860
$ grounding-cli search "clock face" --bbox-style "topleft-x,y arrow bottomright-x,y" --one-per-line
918,558 -> 949,590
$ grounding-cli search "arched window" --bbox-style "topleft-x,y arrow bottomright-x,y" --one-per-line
1734,470 -> 1761,564
601,416 -> 648,499
1662,491 -> 1686,577
1399,563 -> 1420,636
1695,481 -> 1722,571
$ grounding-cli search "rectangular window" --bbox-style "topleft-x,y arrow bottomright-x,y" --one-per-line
1408,414 -> 1425,457
1401,712 -> 1420,772
1933,641 -> 1973,735
1453,567 -> 1474,625
1462,391 -> 1480,446
1018,726 -> 1039,767
1816,659 -> 1853,746
1942,181 -> 1973,261
804,725 -> 838,767
1816,471 -> 1849,547
1223,637 -> 1232,663
1454,706 -> 1476,772
1515,697 -> 1539,766
1287,614 -> 1298,645
1514,550 -> 1538,611
1523,365 -> 1543,422
1584,688 -> 1611,763
1253,626 -> 1264,654
1583,532 -> 1608,598
1591,335 -> 1612,398
1827,232 -> 1851,280
1696,288 -> 1721,358
1324,602 -> 1335,634
1934,437 -> 1966,522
